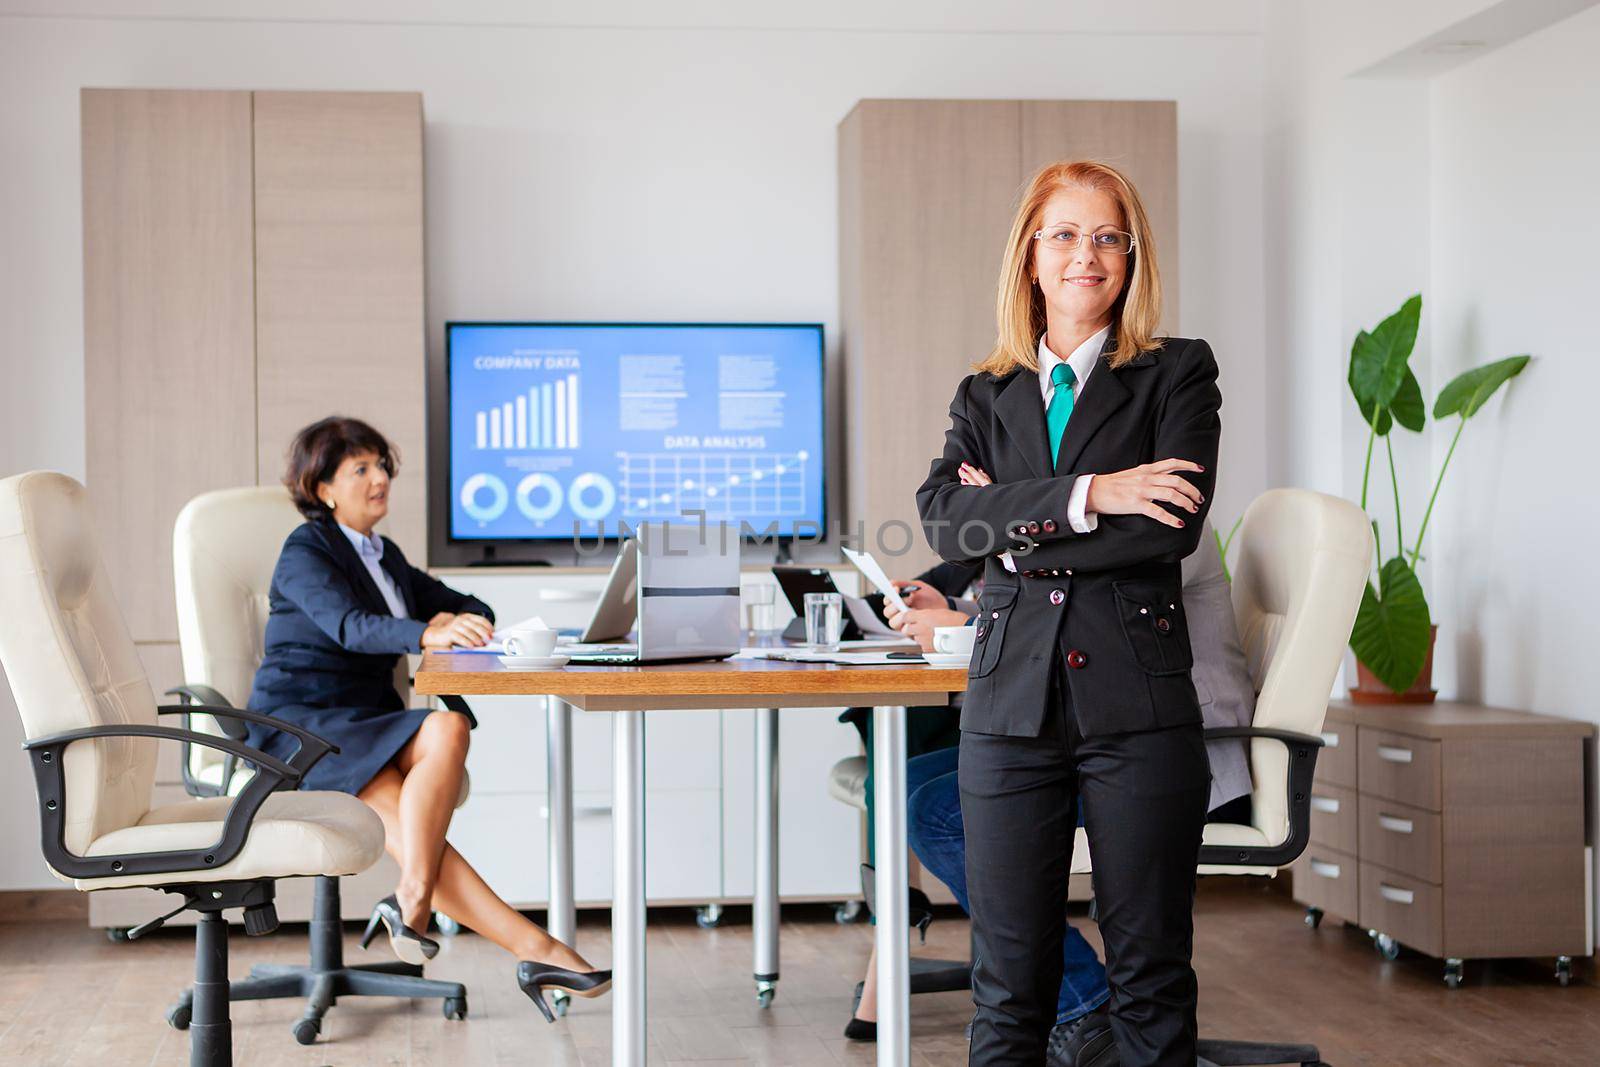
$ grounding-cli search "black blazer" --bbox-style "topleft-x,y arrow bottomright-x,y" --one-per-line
915,335 -> 1221,738
248,519 -> 494,715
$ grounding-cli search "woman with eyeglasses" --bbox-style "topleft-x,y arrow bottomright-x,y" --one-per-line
915,160 -> 1221,1067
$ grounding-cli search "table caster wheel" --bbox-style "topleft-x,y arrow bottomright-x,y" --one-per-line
435,912 -> 461,937
696,904 -> 725,929
1557,956 -> 1573,987
1444,958 -> 1464,988
553,990 -> 570,1017
756,980 -> 776,1008
834,901 -> 864,924
1375,933 -> 1400,961
106,927 -> 131,943
1304,906 -> 1324,929
443,995 -> 468,1021
165,1002 -> 191,1031
292,1017 -> 320,1045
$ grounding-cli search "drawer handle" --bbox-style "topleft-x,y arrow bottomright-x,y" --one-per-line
1379,883 -> 1415,906
1319,731 -> 1341,748
1376,744 -> 1414,764
1378,814 -> 1415,834
1309,860 -> 1342,879
539,589 -> 600,602
1310,795 -> 1341,814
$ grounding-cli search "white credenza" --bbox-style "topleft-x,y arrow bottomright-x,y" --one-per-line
87,566 -> 867,929
425,565 -> 867,910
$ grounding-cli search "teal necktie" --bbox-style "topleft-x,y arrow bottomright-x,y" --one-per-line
1047,362 -> 1077,470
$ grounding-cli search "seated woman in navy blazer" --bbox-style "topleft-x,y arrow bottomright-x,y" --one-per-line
248,416 -> 608,1019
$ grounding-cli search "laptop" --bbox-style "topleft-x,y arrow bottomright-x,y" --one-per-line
562,522 -> 741,665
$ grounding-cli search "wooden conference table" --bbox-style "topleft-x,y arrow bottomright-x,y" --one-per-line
415,644 -> 969,1067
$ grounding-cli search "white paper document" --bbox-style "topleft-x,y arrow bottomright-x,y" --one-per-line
840,546 -> 908,614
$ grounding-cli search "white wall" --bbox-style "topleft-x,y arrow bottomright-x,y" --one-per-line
1427,4 -> 1600,723
0,3 -> 1271,888
1265,0 -> 1600,933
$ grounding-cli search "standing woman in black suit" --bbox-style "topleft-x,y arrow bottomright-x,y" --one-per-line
248,416 -> 608,1018
915,161 -> 1219,1067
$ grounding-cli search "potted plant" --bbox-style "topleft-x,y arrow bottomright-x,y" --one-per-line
1345,294 -> 1530,703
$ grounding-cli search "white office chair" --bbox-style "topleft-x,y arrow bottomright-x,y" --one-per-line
167,485 -> 469,1043
0,471 -> 386,1067
1070,487 -> 1372,1067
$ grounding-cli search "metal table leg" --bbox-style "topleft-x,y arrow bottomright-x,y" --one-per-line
613,710 -> 648,1066
753,706 -> 780,1006
872,705 -> 910,1067
546,696 -> 575,1016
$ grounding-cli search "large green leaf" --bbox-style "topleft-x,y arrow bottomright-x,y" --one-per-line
1349,556 -> 1432,693
1349,295 -> 1422,417
1434,354 -> 1531,419
1367,367 -> 1426,436
1389,367 -> 1426,432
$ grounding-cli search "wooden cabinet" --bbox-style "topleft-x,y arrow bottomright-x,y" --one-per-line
1293,700 -> 1592,985
81,88 -> 426,932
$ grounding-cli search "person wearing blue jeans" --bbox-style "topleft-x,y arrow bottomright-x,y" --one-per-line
906,747 -> 1111,1028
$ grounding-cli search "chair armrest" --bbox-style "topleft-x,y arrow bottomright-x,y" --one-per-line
21,724 -> 298,881
1197,726 -> 1324,870
159,696 -> 339,799
156,704 -> 339,760
164,685 -> 246,738
164,687 -> 247,798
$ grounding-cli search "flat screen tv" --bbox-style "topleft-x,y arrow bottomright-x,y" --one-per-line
445,322 -> 825,544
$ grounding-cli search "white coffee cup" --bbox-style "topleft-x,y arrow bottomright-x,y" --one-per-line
501,626 -> 558,658
932,625 -> 976,657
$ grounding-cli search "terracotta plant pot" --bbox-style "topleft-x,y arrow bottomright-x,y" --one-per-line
1350,624 -> 1438,704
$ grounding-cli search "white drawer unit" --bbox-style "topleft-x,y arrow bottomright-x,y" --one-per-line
435,566 -> 871,909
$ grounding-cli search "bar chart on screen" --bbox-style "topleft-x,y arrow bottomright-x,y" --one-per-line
473,373 -> 581,450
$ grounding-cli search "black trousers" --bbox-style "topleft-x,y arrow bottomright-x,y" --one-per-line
959,654 -> 1210,1067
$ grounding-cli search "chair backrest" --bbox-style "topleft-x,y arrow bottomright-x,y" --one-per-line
0,472 -> 158,854
173,486 -> 414,786
173,485 -> 305,710
1230,488 -> 1372,846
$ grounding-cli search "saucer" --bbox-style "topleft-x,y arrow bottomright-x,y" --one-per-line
923,652 -> 972,668
498,654 -> 571,670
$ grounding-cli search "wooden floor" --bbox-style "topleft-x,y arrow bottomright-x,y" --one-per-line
0,880 -> 1595,1066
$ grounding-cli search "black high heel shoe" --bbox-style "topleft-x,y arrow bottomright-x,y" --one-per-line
360,894 -> 440,966
861,864 -> 937,943
517,960 -> 613,1022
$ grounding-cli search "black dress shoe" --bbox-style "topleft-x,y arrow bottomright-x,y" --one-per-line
360,894 -> 439,966
517,961 -> 613,1023
1045,1004 -> 1118,1067
843,1016 -> 877,1041
844,980 -> 876,1041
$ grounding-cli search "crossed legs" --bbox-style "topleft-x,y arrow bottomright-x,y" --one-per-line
357,710 -> 591,970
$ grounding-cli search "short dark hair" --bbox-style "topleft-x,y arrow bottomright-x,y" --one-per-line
284,416 -> 400,520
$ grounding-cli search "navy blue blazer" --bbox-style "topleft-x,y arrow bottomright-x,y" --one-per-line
248,519 -> 494,718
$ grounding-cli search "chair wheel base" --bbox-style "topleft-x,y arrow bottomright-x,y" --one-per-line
165,1001 -> 192,1031
443,995 -> 468,1021
292,1018 -> 320,1045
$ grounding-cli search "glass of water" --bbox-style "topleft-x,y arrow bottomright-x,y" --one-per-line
804,592 -> 843,652
742,583 -> 778,636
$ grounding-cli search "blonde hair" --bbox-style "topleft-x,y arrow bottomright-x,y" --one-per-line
976,160 -> 1163,377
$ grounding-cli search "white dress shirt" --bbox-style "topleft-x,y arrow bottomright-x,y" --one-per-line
337,522 -> 409,619
999,327 -> 1107,573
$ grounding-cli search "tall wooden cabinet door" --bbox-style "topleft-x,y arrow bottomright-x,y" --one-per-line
252,92 -> 427,556
82,89 -> 258,642
1019,101 -> 1180,331
839,100 -> 1021,575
